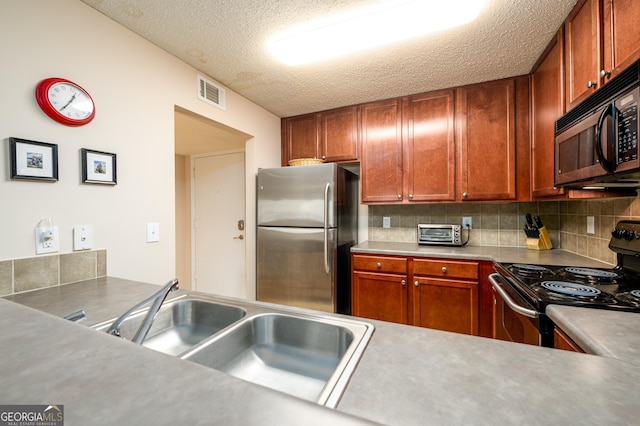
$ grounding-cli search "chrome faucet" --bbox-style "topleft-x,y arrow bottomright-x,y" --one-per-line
106,279 -> 179,345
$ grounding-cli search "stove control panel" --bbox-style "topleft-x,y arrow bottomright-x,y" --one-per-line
610,221 -> 640,253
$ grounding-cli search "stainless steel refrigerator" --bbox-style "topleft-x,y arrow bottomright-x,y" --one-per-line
256,163 -> 358,314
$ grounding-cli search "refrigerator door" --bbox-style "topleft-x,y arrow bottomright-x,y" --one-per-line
257,164 -> 338,228
257,226 -> 337,313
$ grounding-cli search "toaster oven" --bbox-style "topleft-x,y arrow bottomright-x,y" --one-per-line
417,224 -> 462,246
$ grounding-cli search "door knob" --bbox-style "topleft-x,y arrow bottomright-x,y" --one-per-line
233,235 -> 244,240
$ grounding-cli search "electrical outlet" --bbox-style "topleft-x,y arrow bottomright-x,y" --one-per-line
462,216 -> 472,229
35,226 -> 59,254
587,216 -> 595,235
383,217 -> 391,229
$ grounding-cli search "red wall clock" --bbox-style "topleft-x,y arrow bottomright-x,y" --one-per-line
35,77 -> 95,126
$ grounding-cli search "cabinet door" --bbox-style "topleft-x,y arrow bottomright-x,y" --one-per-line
412,277 -> 478,335
320,106 -> 358,162
283,114 -> 319,163
404,90 -> 456,202
360,99 -> 403,203
565,0 -> 601,110
531,32 -> 567,198
352,271 -> 408,324
457,79 -> 516,201
602,0 -> 640,80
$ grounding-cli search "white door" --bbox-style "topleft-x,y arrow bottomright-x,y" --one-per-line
192,150 -> 245,298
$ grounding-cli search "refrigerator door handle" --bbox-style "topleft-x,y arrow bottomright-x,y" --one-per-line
323,182 -> 330,274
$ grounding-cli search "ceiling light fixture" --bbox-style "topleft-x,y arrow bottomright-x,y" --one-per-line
269,0 -> 488,66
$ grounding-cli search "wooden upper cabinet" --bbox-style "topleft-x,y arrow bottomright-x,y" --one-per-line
531,31 -> 566,199
282,113 -> 319,165
320,106 -> 359,162
565,0 -> 601,110
565,0 -> 640,110
456,79 -> 517,201
602,0 -> 640,81
360,98 -> 403,203
281,107 -> 358,165
403,90 -> 456,202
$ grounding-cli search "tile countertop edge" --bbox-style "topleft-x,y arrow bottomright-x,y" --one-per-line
351,241 -> 615,268
547,304 -> 640,367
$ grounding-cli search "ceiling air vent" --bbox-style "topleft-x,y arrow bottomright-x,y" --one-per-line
197,74 -> 226,110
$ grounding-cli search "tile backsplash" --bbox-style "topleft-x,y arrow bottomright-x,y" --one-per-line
0,249 -> 107,296
368,195 -> 640,265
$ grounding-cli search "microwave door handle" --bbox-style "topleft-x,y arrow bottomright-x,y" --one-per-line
596,102 -> 616,173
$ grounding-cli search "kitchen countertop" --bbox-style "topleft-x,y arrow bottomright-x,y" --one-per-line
352,241 -> 614,267
547,305 -> 640,367
3,277 -> 640,424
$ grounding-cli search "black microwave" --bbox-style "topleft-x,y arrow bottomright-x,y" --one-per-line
555,60 -> 640,188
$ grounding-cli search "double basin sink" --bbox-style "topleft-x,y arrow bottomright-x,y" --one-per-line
92,294 -> 374,408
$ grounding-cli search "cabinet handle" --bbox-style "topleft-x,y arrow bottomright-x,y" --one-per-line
600,69 -> 611,78
442,267 -> 447,273
587,80 -> 597,88
401,280 -> 406,286
462,192 -> 468,198
397,194 -> 402,199
322,155 -> 326,160
414,280 -> 419,287
409,194 -> 413,199
376,262 -> 382,268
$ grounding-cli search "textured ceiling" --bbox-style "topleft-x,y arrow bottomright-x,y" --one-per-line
82,0 -> 578,118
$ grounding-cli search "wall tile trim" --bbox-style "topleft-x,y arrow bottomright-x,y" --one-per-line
0,249 -> 107,297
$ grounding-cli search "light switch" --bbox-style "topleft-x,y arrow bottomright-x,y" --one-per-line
383,216 -> 391,229
146,223 -> 160,243
74,225 -> 93,250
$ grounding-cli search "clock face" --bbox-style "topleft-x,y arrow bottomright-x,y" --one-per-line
35,78 -> 95,126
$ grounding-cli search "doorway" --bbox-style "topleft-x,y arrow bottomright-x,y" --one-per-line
192,150 -> 246,297
174,107 -> 249,293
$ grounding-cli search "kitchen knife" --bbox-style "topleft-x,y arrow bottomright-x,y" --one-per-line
525,213 -> 534,226
532,225 -> 540,238
534,216 -> 544,228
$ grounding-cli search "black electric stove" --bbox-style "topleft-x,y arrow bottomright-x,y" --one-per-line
490,221 -> 640,347
495,220 -> 640,314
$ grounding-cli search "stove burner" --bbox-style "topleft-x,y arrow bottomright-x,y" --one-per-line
540,281 -> 602,297
510,264 -> 553,277
631,290 -> 640,299
563,267 -> 621,281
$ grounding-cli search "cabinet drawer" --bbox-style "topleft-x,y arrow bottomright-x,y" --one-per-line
352,254 -> 407,274
413,258 -> 479,279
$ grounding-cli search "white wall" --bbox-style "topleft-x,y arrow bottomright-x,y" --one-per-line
0,1 -> 281,287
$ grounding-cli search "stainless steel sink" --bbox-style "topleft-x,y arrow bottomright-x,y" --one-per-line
93,293 -> 373,407
180,312 -> 373,407
93,297 -> 246,356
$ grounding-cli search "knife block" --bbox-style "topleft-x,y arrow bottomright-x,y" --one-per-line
526,226 -> 553,250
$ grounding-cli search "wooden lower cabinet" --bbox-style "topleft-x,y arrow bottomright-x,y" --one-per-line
352,254 -> 483,336
412,277 -> 478,335
351,254 -> 408,323
553,327 -> 584,352
352,271 -> 408,324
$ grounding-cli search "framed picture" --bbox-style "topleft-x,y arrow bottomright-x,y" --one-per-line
9,137 -> 59,181
81,148 -> 117,185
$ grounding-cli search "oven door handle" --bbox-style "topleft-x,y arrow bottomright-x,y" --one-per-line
489,273 -> 538,319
